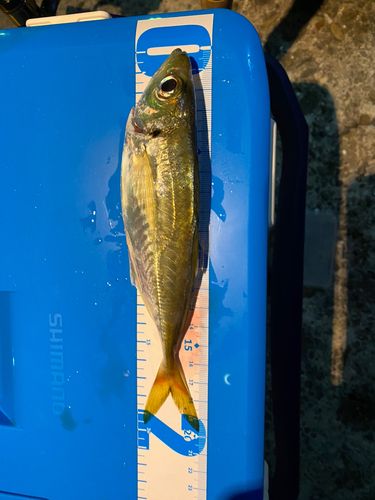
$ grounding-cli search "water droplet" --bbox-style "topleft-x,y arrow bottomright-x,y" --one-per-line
80,201 -> 97,232
123,370 -> 130,377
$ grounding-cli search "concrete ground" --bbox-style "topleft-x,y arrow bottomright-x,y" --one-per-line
1,1 -> 374,499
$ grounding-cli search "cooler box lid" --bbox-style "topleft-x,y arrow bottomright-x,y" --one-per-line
0,9 -> 270,500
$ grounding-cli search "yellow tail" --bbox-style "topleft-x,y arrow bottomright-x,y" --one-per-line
144,360 -> 199,432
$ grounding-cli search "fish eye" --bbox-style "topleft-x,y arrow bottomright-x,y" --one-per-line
158,76 -> 179,99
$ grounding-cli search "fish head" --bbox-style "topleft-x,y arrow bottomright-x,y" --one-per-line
131,48 -> 194,137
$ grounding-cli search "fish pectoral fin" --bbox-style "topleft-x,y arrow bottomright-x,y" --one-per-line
144,364 -> 170,425
121,138 -> 156,291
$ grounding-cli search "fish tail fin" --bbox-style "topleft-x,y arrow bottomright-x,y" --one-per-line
169,360 -> 199,432
143,359 -> 199,433
144,363 -> 170,425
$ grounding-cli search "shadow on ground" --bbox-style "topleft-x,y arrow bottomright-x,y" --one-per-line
262,1 -> 354,499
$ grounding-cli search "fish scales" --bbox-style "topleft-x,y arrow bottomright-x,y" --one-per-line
126,134 -> 196,339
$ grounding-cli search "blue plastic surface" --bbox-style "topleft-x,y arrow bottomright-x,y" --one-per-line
0,10 -> 269,500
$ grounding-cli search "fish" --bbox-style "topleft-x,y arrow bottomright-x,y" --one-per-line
121,49 -> 200,432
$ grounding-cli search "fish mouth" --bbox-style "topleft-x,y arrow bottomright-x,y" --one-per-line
170,48 -> 187,57
163,48 -> 191,74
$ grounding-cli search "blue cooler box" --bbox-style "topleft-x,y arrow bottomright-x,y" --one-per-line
0,9 -> 270,500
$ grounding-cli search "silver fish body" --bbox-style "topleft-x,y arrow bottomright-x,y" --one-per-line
121,49 -> 199,431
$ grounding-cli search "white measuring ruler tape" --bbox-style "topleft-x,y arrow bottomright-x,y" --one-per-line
134,14 -> 213,500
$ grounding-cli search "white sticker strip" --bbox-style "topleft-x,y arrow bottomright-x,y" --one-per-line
147,45 -> 200,56
134,14 -> 213,500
